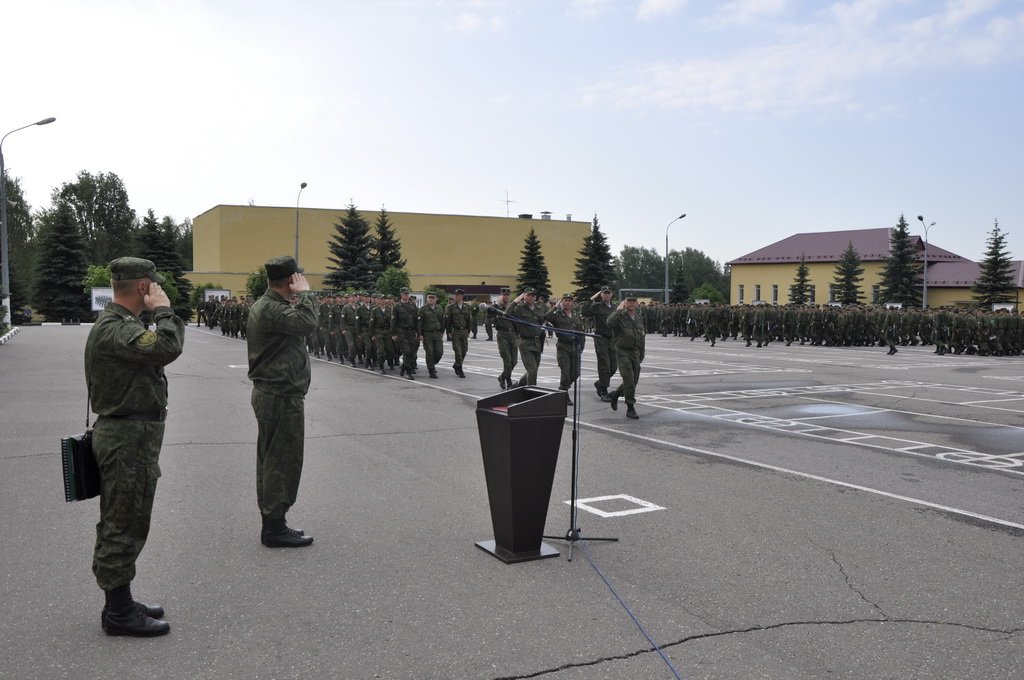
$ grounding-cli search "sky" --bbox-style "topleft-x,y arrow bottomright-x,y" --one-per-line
3,0 -> 1023,269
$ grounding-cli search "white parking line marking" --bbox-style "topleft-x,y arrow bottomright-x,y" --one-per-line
580,422 -> 1024,532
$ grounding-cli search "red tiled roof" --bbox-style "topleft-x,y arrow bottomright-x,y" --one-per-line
728,227 -> 969,265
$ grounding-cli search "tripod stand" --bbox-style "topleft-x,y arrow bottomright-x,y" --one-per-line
543,332 -> 618,561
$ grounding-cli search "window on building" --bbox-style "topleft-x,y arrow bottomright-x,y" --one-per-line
872,285 -> 880,304
808,285 -> 816,304
755,284 -> 761,302
738,284 -> 745,303
829,284 -> 839,303
771,284 -> 779,304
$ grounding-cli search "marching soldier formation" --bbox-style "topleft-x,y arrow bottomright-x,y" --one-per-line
642,302 -> 1023,356
198,289 -> 1023,428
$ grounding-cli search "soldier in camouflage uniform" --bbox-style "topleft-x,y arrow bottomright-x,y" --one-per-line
491,288 -> 518,390
369,293 -> 393,374
507,288 -> 546,387
606,295 -> 645,420
581,287 -> 617,401
341,294 -> 359,366
246,256 -> 318,549
417,292 -> 446,378
85,257 -> 184,637
393,288 -> 420,379
444,289 -> 472,378
546,293 -> 585,400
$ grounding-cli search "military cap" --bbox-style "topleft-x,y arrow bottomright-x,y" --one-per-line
522,287 -> 536,295
109,257 -> 165,283
453,288 -> 464,295
562,292 -> 574,300
500,287 -> 510,294
625,294 -> 638,301
400,287 -> 411,293
264,255 -> 303,280
600,286 -> 612,293
426,291 -> 438,298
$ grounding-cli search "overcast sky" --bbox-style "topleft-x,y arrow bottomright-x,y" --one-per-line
4,0 -> 1022,268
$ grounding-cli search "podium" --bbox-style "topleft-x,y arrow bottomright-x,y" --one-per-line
475,386 -> 567,563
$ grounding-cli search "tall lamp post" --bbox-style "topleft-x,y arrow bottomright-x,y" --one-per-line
917,215 -> 935,309
2,116 -> 56,326
664,213 -> 686,303
294,181 -> 307,265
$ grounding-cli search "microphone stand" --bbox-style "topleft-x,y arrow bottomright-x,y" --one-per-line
487,303 -> 619,561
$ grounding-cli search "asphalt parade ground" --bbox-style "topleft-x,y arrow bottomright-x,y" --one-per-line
2,324 -> 1023,680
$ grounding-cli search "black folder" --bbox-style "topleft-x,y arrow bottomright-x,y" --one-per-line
61,432 -> 101,502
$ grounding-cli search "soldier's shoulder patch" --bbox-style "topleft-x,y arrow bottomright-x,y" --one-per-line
135,330 -> 159,347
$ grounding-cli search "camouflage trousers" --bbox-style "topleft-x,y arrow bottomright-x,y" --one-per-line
496,330 -> 518,381
251,388 -> 305,522
515,336 -> 541,386
556,342 -> 583,391
450,329 -> 469,370
612,346 -> 643,407
422,331 -> 444,370
593,335 -> 617,391
92,417 -> 164,591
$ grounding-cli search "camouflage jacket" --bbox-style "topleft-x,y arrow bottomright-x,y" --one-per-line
85,302 -> 184,417
246,289 -> 319,397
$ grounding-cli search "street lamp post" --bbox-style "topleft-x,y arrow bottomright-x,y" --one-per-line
664,213 -> 686,303
2,116 -> 56,325
294,181 -> 307,265
917,215 -> 935,309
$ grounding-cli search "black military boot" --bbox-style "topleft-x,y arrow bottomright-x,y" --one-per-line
608,389 -> 621,411
102,585 -> 170,637
261,518 -> 313,548
626,405 -> 639,420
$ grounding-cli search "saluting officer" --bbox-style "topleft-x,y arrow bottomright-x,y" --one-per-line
581,286 -> 617,401
507,287 -> 545,387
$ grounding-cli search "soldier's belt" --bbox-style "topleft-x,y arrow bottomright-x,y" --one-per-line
101,410 -> 168,422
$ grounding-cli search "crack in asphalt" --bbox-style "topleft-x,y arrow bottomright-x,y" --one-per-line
490,619 -> 1024,680
827,548 -> 888,619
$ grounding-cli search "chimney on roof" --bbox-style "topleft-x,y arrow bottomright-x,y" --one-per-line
540,211 -> 552,220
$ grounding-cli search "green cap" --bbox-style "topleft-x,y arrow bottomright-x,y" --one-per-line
109,257 -> 165,284
265,255 -> 303,280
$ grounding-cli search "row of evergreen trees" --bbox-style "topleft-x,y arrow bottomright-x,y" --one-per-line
789,215 -> 1016,307
3,172 -> 192,324
319,208 -> 727,305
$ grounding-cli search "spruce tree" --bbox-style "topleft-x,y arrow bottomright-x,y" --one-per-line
324,203 -> 378,290
32,200 -> 90,321
832,242 -> 865,304
571,214 -> 616,297
373,207 -> 405,271
972,220 -> 1015,307
516,228 -> 551,297
670,267 -> 691,303
790,254 -> 810,304
135,210 -> 192,319
879,214 -> 922,306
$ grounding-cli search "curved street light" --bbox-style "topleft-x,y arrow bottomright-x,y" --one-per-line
664,213 -> 686,303
294,181 -> 308,265
917,215 -> 935,309
2,117 -> 57,325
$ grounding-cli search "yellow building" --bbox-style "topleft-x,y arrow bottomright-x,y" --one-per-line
188,205 -> 591,298
726,227 -> 1022,307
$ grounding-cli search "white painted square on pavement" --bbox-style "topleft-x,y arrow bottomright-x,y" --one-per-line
567,494 -> 666,518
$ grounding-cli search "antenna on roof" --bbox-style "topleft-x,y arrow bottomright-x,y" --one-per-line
502,190 -> 517,218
